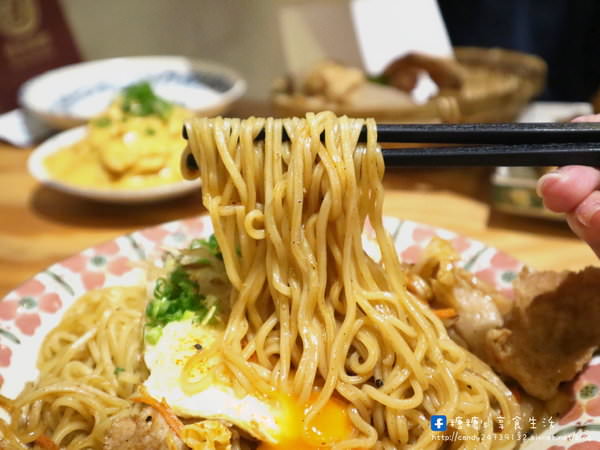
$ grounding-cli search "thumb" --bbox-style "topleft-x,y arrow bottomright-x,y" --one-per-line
566,212 -> 600,258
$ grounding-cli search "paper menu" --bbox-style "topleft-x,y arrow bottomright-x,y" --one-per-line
278,0 -> 452,103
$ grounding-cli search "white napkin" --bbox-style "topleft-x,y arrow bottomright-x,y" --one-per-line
517,102 -> 593,123
0,109 -> 53,148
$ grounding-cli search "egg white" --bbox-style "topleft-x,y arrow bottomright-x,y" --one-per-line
143,319 -> 281,443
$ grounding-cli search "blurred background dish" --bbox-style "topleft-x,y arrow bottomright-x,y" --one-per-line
492,167 -> 562,221
272,47 -> 546,123
28,125 -> 201,203
490,100 -> 595,220
18,55 -> 246,130
27,81 -> 201,203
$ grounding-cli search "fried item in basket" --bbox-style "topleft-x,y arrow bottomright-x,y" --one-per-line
383,52 -> 466,92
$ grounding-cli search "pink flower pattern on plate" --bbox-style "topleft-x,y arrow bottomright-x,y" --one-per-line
560,366 -> 600,425
0,344 -> 11,367
401,245 -> 424,264
568,443 -> 600,450
0,300 -> 19,321
412,227 -> 436,242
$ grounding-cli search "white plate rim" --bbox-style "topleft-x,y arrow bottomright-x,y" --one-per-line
19,55 -> 247,125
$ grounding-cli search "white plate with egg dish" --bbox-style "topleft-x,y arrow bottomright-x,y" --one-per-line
5,113 -> 600,449
19,55 -> 246,130
27,82 -> 202,203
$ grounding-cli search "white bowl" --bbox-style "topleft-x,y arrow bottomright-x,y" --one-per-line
27,126 -> 202,203
19,56 -> 246,129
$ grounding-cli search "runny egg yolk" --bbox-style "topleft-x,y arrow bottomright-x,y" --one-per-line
259,392 -> 356,450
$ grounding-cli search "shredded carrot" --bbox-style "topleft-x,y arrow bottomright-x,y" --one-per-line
131,389 -> 184,438
510,386 -> 522,402
433,308 -> 458,319
34,435 -> 59,450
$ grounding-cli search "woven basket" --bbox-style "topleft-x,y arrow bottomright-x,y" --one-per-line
272,47 -> 547,123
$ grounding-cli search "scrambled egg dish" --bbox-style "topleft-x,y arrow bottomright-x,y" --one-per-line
45,82 -> 191,190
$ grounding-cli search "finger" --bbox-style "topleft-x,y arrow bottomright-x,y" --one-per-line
537,166 -> 600,213
566,211 -> 600,258
574,190 -> 600,227
571,114 -> 600,123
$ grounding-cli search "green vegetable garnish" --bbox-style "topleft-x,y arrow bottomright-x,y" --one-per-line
121,82 -> 173,119
145,326 -> 163,345
144,234 -> 224,343
147,266 -> 206,323
367,74 -> 389,85
93,117 -> 112,127
194,258 -> 212,266
189,235 -> 223,260
114,367 -> 125,375
145,127 -> 156,136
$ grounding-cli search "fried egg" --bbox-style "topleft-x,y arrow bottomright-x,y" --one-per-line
144,319 -> 356,448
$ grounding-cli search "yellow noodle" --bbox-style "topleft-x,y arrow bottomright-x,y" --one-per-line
1,286 -> 147,449
183,112 -> 521,449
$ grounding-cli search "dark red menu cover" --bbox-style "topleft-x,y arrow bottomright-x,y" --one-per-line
0,0 -> 81,113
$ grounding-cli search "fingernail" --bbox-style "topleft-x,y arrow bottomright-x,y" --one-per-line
576,199 -> 600,227
536,172 -> 563,197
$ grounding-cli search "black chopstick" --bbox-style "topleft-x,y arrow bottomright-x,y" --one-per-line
381,142 -> 600,167
183,142 -> 600,169
183,122 -> 600,144
181,123 -> 600,169
372,122 -> 600,144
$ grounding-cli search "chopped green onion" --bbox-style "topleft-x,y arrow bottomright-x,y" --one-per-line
121,82 -> 173,119
114,367 -> 125,375
145,326 -> 163,345
93,117 -> 112,127
367,74 -> 389,85
201,303 -> 218,326
189,234 -> 222,260
144,250 -> 223,343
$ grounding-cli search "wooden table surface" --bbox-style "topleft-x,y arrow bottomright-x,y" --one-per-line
0,102 -> 598,297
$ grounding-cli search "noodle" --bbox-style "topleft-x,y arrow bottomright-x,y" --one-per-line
182,111 -> 520,449
1,287 -> 148,449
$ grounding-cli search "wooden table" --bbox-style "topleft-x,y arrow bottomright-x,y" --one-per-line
0,103 -> 598,297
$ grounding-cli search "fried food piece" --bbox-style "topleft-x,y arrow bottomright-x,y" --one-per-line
303,61 -> 365,103
103,407 -> 186,450
486,267 -> 600,400
382,52 -> 466,92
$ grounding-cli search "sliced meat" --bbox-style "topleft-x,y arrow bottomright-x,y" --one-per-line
409,238 -> 509,357
450,277 -> 504,357
485,267 -> 600,400
104,406 -> 187,450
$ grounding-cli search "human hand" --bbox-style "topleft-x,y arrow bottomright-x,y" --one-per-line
536,114 -> 600,257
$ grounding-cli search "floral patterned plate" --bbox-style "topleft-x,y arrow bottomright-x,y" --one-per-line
0,215 -> 596,449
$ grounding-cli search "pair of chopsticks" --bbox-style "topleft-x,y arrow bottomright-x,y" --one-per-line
182,122 -> 600,168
